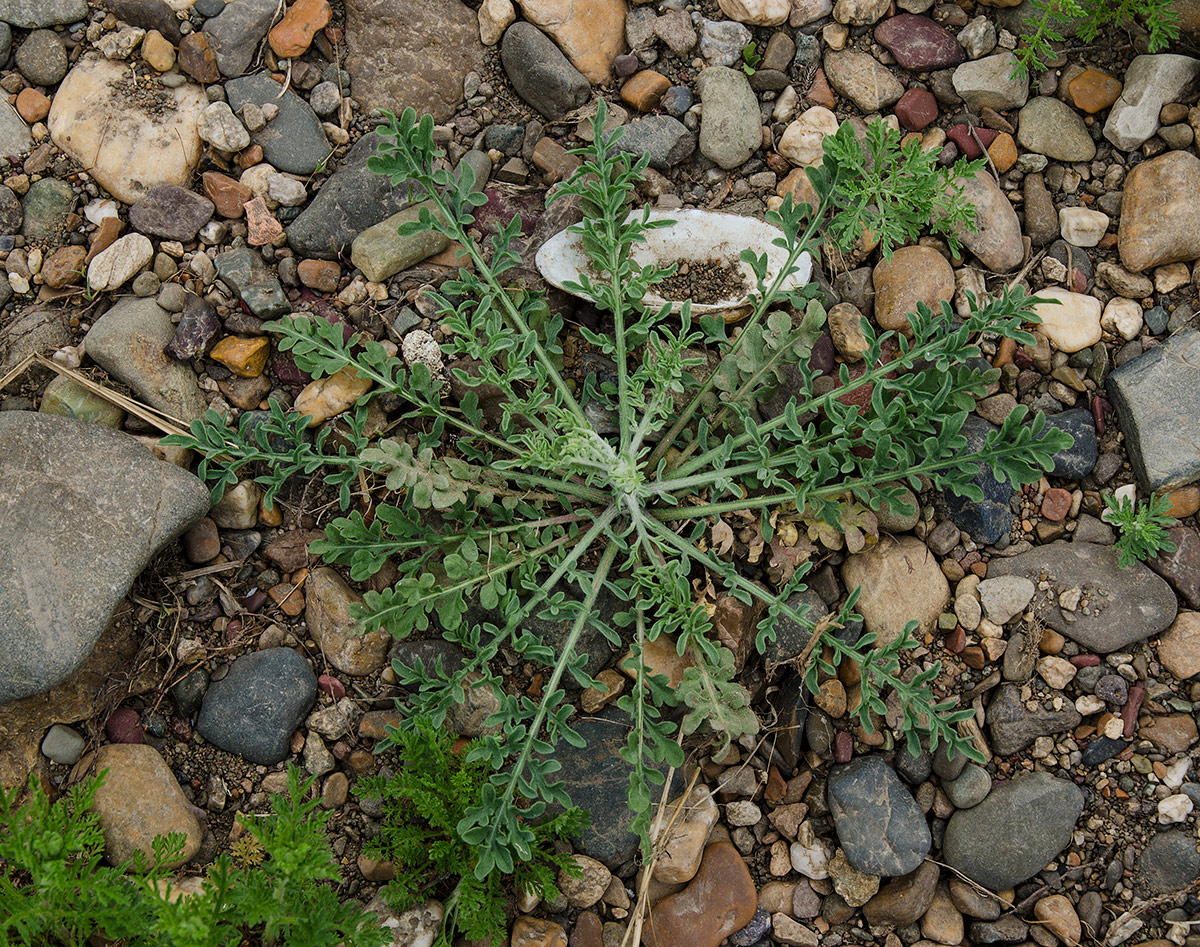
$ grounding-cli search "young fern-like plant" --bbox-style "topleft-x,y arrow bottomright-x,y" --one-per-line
167,102 -> 1073,875
1104,492 -> 1179,567
1013,0 -> 1180,77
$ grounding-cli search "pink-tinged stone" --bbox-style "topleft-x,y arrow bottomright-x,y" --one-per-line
317,674 -> 346,700
244,196 -> 283,246
834,731 -> 853,763
947,124 -> 997,158
106,707 -> 145,744
643,842 -> 757,947
874,14 -> 963,71
1040,487 -> 1072,522
895,88 -> 937,130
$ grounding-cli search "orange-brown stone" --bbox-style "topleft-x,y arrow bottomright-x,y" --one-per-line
805,69 -> 837,109
210,336 -> 270,377
297,258 -> 341,292
239,145 -> 264,169
1068,69 -> 1122,114
202,171 -> 253,218
269,0 -> 332,59
244,196 -> 283,246
177,32 -> 220,84
777,167 -> 819,209
41,245 -> 88,288
15,88 -> 50,123
988,132 -> 1018,173
621,70 -> 671,112
87,216 -> 124,263
642,842 -> 757,947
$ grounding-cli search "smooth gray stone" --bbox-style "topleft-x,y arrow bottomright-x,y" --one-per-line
0,412 -> 208,702
986,682 -> 1081,756
988,541 -> 1177,652
613,115 -> 696,171
1106,329 -> 1200,491
196,649 -> 317,764
501,21 -> 590,121
827,755 -> 931,877
1137,829 -> 1200,894
0,0 -> 85,27
942,772 -> 1084,890
83,297 -> 208,422
202,0 -> 276,77
225,73 -> 329,176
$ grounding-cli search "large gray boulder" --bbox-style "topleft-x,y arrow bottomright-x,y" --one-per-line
0,412 -> 209,702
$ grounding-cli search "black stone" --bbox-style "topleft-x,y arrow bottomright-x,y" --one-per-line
196,648 -> 316,764
763,586 -> 824,666
171,667 -> 208,717
1040,408 -> 1097,480
165,293 -> 220,360
826,755 -> 931,877
553,708 -> 681,869
1081,736 -> 1127,766
225,73 -> 329,176
103,0 -> 182,42
388,639 -> 466,686
771,671 -> 809,773
936,414 -> 1013,545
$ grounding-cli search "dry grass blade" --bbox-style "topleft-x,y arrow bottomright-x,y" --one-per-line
0,353 -> 191,437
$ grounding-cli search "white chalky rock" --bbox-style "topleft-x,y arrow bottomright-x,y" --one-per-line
718,0 -> 791,25
1058,207 -> 1109,247
198,101 -> 251,153
1101,297 -> 1144,341
1033,289 -> 1103,353
1157,793 -> 1193,824
778,107 -> 839,167
87,234 -> 153,292
790,821 -> 832,879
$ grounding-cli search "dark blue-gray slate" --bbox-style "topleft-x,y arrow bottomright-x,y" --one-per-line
225,73 -> 329,176
196,648 -> 317,765
1137,829 -> 1200,894
102,0 -> 182,42
826,755 -> 931,877
770,671 -> 810,772
287,133 -> 423,259
935,414 -> 1013,545
500,22 -> 590,121
1106,329 -> 1200,491
553,708 -> 681,869
1041,408 -> 1097,480
941,771 -> 1084,890
0,412 -> 209,702
987,541 -> 1177,652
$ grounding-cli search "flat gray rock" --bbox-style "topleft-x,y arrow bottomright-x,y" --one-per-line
0,412 -> 208,702
83,297 -> 208,422
941,772 -> 1084,890
287,133 -> 421,259
196,648 -> 317,764
1106,329 -> 1200,491
1137,829 -> 1200,894
202,0 -> 276,77
345,0 -> 482,123
0,0 -> 85,27
0,99 -> 31,159
826,755 -> 931,877
613,116 -> 696,171
225,74 -> 329,176
987,541 -> 1177,652
501,22 -> 590,122
986,683 -> 1081,757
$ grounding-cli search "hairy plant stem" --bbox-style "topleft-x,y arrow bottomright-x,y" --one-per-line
645,203 -> 824,472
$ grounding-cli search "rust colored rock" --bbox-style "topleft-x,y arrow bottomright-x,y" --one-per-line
1068,69 -> 1122,114
244,196 -> 284,246
621,69 -> 672,112
177,32 -> 220,84
239,144 -> 264,169
988,132 -> 1018,174
947,123 -> 997,159
269,0 -> 332,58
202,170 -> 253,218
15,88 -> 51,123
643,842 -> 757,947
895,87 -> 937,131
512,916 -> 567,947
805,68 -> 836,109
872,244 -> 954,332
41,245 -> 88,288
1040,487 -> 1072,522
87,216 -> 124,263
297,258 -> 341,292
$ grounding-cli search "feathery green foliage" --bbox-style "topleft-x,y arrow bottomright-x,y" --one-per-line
356,716 -> 586,946
1014,0 -> 1179,78
0,766 -> 386,947
1104,492 -> 1179,567
166,103 -> 1073,878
